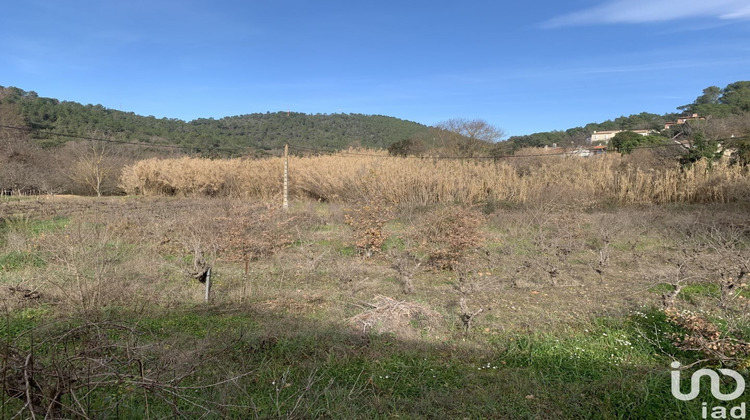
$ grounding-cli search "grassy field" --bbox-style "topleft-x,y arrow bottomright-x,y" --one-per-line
1,192 -> 750,418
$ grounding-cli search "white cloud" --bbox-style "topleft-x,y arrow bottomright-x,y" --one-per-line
721,5 -> 750,19
542,0 -> 750,28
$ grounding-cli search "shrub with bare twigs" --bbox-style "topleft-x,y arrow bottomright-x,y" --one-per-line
0,321 -> 257,418
666,309 -> 750,366
389,251 -> 423,294
418,207 -> 484,270
344,200 -> 393,257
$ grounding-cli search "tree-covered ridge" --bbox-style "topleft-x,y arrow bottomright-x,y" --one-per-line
507,81 -> 750,149
507,112 -> 680,148
0,86 -> 429,154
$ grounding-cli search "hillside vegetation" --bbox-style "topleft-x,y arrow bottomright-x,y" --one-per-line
0,86 -> 428,152
507,81 -> 750,149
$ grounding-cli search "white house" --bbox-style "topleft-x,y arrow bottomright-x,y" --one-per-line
589,130 -> 652,144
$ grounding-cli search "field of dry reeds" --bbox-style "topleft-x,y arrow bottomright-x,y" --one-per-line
119,150 -> 750,207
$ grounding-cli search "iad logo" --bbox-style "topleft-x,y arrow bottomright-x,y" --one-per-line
671,361 -> 746,401
671,361 -> 747,419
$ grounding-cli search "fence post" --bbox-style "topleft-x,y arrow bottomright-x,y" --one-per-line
283,143 -> 289,211
204,267 -> 212,303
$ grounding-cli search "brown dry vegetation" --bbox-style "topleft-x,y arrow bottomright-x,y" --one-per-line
4,152 -> 750,417
119,150 -> 750,207
3,194 -> 748,335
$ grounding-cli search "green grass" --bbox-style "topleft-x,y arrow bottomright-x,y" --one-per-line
0,250 -> 46,271
0,306 -> 53,341
649,282 -> 722,304
133,307 -> 261,338
381,235 -> 405,252
0,215 -> 69,236
338,244 -> 357,256
0,305 -> 735,419
681,283 -> 721,302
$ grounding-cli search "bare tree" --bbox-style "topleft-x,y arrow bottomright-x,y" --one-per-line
434,118 -> 505,157
66,138 -> 123,196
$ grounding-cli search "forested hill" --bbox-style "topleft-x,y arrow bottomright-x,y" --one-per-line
507,81 -> 750,148
506,112 -> 681,148
0,86 -> 429,154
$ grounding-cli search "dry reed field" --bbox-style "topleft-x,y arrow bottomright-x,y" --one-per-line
119,150 -> 750,207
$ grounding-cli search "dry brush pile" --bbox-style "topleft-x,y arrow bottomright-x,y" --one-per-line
119,151 -> 750,207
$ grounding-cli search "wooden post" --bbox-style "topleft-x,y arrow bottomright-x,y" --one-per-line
204,267 -> 212,303
283,143 -> 289,211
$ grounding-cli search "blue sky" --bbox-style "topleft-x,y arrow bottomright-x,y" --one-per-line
2,0 -> 749,137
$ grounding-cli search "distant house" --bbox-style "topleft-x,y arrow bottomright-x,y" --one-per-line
566,145 -> 607,158
664,113 -> 705,130
588,130 -> 652,144
567,147 -> 592,157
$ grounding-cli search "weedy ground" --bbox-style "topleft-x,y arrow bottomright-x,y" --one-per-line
1,194 -> 749,418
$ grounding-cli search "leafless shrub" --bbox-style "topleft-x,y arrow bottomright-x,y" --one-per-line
344,200 -> 393,257
458,297 -> 486,335
510,212 -> 584,288
40,222 -> 145,312
661,283 -> 683,311
451,268 -> 490,335
389,251 -> 423,294
417,207 -> 484,270
651,220 -> 750,366
587,214 -> 629,283
31,217 -> 192,312
650,245 -> 705,311
169,207 -> 221,288
0,321 -> 257,418
683,221 -> 750,312
224,213 -> 292,261
666,309 -> 750,366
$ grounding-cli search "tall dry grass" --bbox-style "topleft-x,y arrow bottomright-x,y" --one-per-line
119,151 -> 750,207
